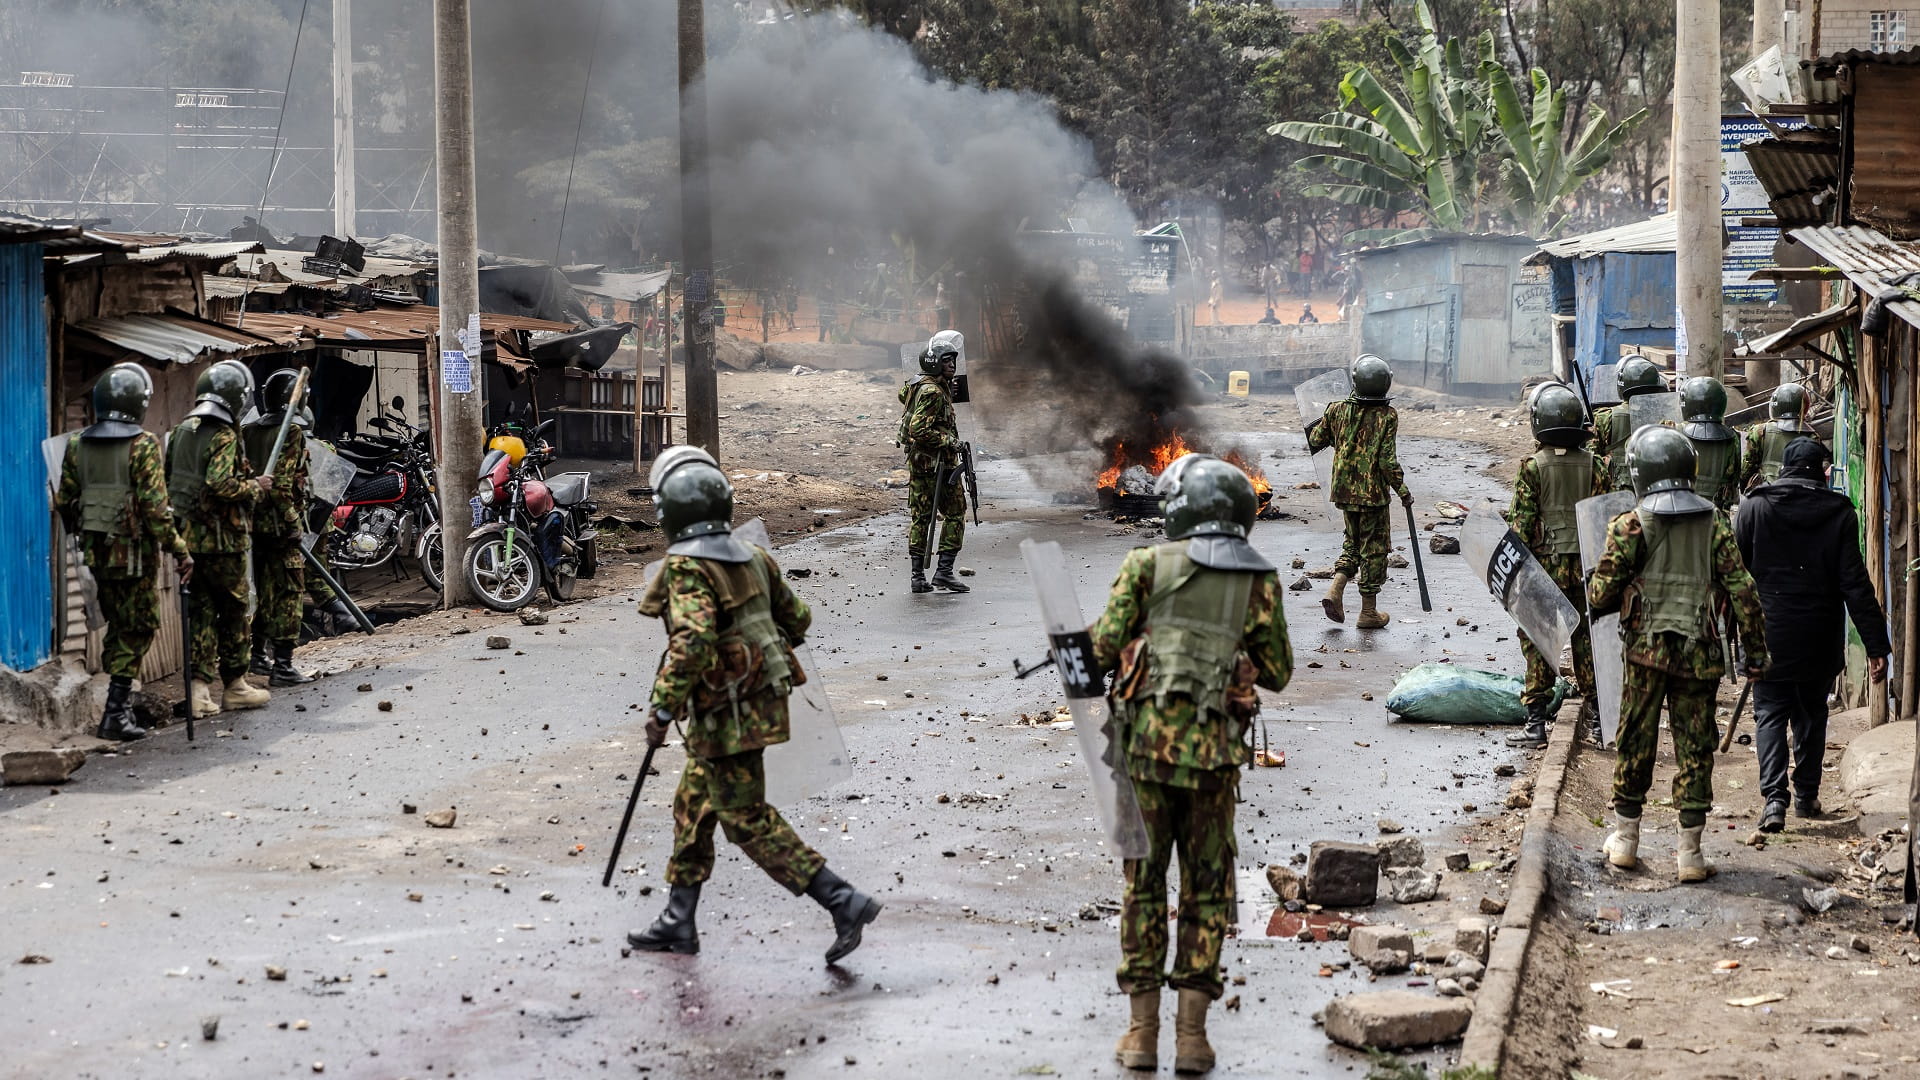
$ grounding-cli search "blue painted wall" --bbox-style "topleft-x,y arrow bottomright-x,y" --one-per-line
0,243 -> 51,671
1571,250 -> 1676,377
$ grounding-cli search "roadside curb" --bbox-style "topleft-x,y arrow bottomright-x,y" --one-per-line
1457,707 -> 1578,1073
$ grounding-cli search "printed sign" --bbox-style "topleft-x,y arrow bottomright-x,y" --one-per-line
441,349 -> 472,394
1722,114 -> 1808,303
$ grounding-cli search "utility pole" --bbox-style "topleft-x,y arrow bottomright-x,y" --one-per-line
1675,0 -> 1724,377
677,0 -> 719,460
1747,0 -> 1787,394
332,0 -> 357,239
433,0 -> 482,606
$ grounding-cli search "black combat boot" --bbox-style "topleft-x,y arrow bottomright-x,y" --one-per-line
909,554 -> 933,594
96,675 -> 146,743
1505,705 -> 1549,748
270,641 -> 315,686
804,865 -> 881,964
320,596 -> 357,634
930,552 -> 969,593
248,629 -> 271,677
627,883 -> 701,955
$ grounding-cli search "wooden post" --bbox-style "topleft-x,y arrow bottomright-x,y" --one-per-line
1866,334 -> 1889,726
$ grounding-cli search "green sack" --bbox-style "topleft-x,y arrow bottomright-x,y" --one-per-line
1383,663 -> 1569,725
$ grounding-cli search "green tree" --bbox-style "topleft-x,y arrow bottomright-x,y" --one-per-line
1481,58 -> 1647,235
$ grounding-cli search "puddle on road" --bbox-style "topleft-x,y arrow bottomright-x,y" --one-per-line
1264,909 -> 1366,941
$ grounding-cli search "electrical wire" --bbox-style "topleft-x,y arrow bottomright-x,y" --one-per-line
255,0 -> 313,234
553,0 -> 610,267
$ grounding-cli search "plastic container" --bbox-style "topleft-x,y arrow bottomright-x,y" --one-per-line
1227,370 -> 1251,397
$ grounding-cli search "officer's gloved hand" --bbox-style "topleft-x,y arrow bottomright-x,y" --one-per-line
176,554 -> 195,585
645,706 -> 673,748
1399,490 -> 1414,508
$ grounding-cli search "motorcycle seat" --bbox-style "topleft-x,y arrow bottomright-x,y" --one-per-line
344,471 -> 405,504
335,440 -> 402,467
545,471 -> 591,507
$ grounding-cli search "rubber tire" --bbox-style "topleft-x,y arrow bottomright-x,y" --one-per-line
577,534 -> 599,579
463,534 -> 539,612
418,524 -> 445,593
545,558 -> 577,604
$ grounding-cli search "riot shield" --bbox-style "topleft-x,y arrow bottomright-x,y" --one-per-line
1458,497 -> 1581,663
1628,391 -> 1682,436
42,432 -> 71,492
1577,491 -> 1639,745
307,441 -> 356,509
1295,368 -> 1352,508
1020,538 -> 1151,858
1589,363 -> 1622,408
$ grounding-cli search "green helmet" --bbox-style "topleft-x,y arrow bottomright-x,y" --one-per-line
259,368 -> 307,414
1155,454 -> 1273,570
655,458 -> 754,562
1528,382 -> 1589,448
1680,376 -> 1734,442
1771,383 -> 1811,432
648,444 -> 717,491
1616,354 -> 1664,400
83,364 -> 152,438
188,359 -> 252,424
1626,425 -> 1713,515
1351,354 -> 1392,402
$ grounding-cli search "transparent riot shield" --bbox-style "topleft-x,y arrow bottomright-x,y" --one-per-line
1459,497 -> 1581,664
1295,368 -> 1352,508
307,441 -> 356,509
41,433 -> 70,492
1589,363 -> 1621,408
730,518 -> 853,803
1628,391 -> 1682,436
1020,538 -> 1151,858
1577,491 -> 1639,745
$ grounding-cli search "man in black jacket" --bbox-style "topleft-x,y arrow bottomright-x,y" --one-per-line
1734,438 -> 1891,832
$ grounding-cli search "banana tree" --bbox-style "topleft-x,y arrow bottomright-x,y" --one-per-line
1480,50 -> 1648,237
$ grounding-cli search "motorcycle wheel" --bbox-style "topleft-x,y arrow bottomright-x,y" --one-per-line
419,524 -> 445,593
464,535 -> 539,612
546,557 -> 577,603
577,533 -> 598,579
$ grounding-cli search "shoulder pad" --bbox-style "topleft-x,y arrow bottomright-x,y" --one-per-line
1184,535 -> 1275,572
1637,490 -> 1715,516
1682,421 -> 1736,442
186,399 -> 234,425
80,420 -> 143,440
666,532 -> 755,563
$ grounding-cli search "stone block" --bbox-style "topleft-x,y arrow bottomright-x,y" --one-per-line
1378,835 -> 1425,869
1322,990 -> 1474,1050
1348,924 -> 1413,974
2,747 -> 88,786
1305,841 -> 1379,907
1265,863 -> 1303,901
1384,866 -> 1441,903
1454,917 -> 1492,962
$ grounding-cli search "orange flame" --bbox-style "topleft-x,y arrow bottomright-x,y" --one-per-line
1095,434 -> 1272,501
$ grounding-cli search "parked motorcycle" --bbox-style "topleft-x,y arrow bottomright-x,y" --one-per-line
464,418 -> 598,611
330,397 -> 445,592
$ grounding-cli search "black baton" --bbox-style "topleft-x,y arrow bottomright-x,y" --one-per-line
603,743 -> 660,887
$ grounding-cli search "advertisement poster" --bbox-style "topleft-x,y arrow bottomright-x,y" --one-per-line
1721,114 -> 1808,303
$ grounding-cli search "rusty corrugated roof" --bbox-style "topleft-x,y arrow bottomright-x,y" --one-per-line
69,311 -> 304,364
1744,131 -> 1841,230
228,305 -> 574,350
1789,224 -> 1920,328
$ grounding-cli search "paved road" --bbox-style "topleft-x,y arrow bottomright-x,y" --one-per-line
3,433 -> 1528,1079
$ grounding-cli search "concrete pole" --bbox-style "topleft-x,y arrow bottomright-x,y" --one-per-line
433,0 -> 483,606
1675,0 -> 1724,377
1747,0 -> 1787,394
332,0 -> 357,239
677,0 -> 719,460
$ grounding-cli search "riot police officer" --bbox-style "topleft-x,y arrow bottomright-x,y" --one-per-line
1678,376 -> 1741,511
1742,383 -> 1818,490
1088,455 -> 1294,1074
54,364 -> 192,741
897,330 -> 969,594
167,360 -> 270,718
628,447 -> 881,964
1589,427 -> 1766,883
243,369 -> 315,686
1592,354 -> 1665,490
1307,354 -> 1412,629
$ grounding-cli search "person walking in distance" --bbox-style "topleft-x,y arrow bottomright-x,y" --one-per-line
897,331 -> 969,594
626,447 -> 881,963
243,369 -> 316,687
1506,383 -> 1608,748
1735,438 -> 1890,831
167,360 -> 271,719
54,364 -> 193,741
1308,354 -> 1413,629
1742,383 -> 1818,490
1089,455 -> 1292,1074
1589,426 -> 1766,883
1207,270 -> 1223,325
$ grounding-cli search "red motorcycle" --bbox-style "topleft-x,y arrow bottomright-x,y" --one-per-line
328,397 -> 444,592
464,419 -> 598,611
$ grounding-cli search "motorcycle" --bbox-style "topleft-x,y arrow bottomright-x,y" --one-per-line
464,418 -> 599,611
329,396 -> 445,592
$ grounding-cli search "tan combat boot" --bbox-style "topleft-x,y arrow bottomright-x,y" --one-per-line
1321,572 -> 1350,623
1355,593 -> 1391,629
1603,812 -> 1640,869
222,676 -> 270,711
1676,824 -> 1715,883
1173,988 -> 1215,1074
1114,989 -> 1159,1070
189,679 -> 222,719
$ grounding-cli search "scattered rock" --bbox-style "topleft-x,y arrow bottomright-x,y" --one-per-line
1849,934 -> 1871,954
1479,897 -> 1507,916
265,965 -> 286,981
1493,763 -> 1516,777
1322,990 -> 1473,1050
1305,841 -> 1380,908
356,683 -> 372,692
1,748 -> 87,786
1454,917 -> 1492,962
424,809 -> 457,829
1387,554 -> 1410,569
1288,575 -> 1313,592
1348,925 -> 1414,974
1439,951 -> 1486,981
486,636 -> 511,650
1290,557 -> 1306,570
376,701 -> 393,712
958,567 -> 976,577
1378,835 -> 1426,870
1443,851 -> 1472,872
1376,818 -> 1404,835
1384,866 -> 1441,904
1802,887 -> 1841,914
1429,534 -> 1461,555
1809,1019 -> 1870,1035
200,1015 -> 220,1041
518,609 -> 549,626
1435,977 -> 1465,997
1265,864 -> 1304,902
401,803 -> 417,815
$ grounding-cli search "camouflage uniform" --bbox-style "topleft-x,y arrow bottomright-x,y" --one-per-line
241,420 -> 310,645
1594,405 -> 1635,490
1508,447 -> 1608,706
639,547 -> 826,895
168,417 -> 258,682
1089,542 -> 1293,1000
1588,510 -> 1766,827
1306,398 -> 1409,595
898,375 -> 964,555
54,433 -> 188,679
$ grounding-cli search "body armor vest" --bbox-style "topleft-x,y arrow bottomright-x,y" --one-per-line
1755,424 -> 1795,484
895,376 -> 946,447
1603,405 -> 1634,488
73,436 -> 135,538
1138,542 -> 1253,717
1532,447 -> 1591,556
166,417 -> 222,518
241,416 -> 284,476
1629,512 -> 1715,647
1690,439 -> 1734,505
642,550 -> 796,740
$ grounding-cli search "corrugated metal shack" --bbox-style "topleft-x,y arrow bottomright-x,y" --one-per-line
1527,216 -> 1677,391
1347,233 -> 1552,392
